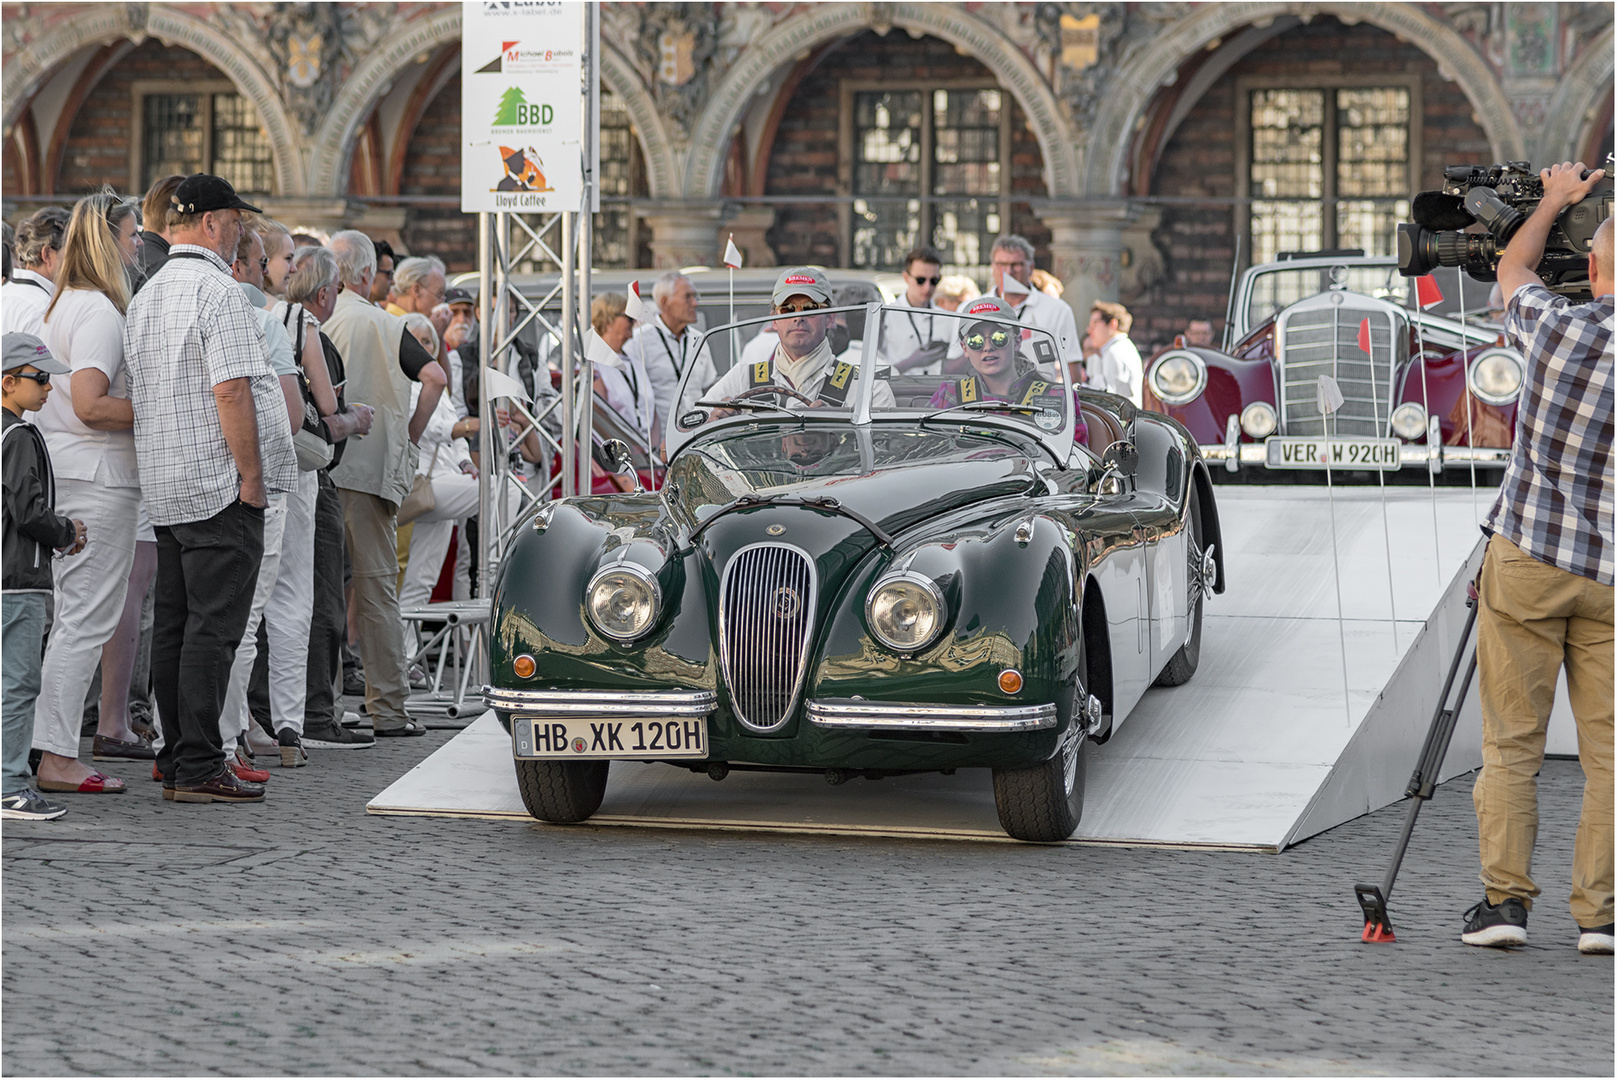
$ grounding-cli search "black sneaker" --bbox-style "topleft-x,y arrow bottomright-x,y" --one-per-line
1462,897 -> 1528,947
277,728 -> 308,768
1578,923 -> 1614,955
1,788 -> 68,820
304,720 -> 375,749
342,669 -> 367,697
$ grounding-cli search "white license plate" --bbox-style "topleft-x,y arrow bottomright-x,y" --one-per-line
1265,436 -> 1401,471
512,716 -> 708,759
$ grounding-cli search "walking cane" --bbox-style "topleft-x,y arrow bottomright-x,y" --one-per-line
1355,575 -> 1481,943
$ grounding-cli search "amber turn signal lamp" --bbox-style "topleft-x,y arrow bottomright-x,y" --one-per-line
512,654 -> 537,680
998,669 -> 1023,694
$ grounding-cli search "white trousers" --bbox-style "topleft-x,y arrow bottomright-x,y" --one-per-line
33,478 -> 140,758
219,495 -> 286,752
263,470 -> 317,736
399,473 -> 480,612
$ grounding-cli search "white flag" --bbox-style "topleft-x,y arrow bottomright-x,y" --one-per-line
625,280 -> 654,323
584,327 -> 623,369
484,366 -> 531,403
1316,374 -> 1345,416
723,235 -> 743,270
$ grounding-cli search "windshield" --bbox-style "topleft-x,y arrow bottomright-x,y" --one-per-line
666,304 -> 1078,463
1239,261 -> 1504,337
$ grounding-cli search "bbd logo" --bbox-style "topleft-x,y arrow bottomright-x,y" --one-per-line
493,87 -> 552,128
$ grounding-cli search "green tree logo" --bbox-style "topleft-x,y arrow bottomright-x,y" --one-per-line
494,87 -> 526,127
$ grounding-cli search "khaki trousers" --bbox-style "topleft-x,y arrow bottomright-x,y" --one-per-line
339,488 -> 410,728
1474,535 -> 1614,928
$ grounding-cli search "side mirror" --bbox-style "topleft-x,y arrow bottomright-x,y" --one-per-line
1101,440 -> 1138,478
602,438 -> 643,493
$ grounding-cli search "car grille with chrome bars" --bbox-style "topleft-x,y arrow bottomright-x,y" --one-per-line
719,543 -> 817,732
1277,303 -> 1398,438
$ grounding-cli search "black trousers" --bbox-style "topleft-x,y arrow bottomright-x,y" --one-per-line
304,471 -> 347,728
152,499 -> 265,785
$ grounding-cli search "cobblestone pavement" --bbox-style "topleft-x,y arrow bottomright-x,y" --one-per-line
2,718 -> 1610,1077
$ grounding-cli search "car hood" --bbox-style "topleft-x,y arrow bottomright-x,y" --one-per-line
665,425 -> 1040,542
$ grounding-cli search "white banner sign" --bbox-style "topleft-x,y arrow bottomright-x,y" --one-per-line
460,1 -> 584,214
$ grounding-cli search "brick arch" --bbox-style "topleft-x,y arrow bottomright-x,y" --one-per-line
308,12 -> 676,199
1541,27 -> 1614,165
685,2 -> 1077,199
2,4 -> 302,195
1084,1 -> 1524,197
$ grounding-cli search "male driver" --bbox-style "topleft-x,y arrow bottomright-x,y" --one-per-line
880,245 -> 953,373
1087,300 -> 1143,407
986,235 -> 1081,362
1460,161 -> 1613,955
703,267 -> 894,412
125,174 -> 296,804
323,230 -> 446,738
1,207 -> 68,338
625,270 -> 718,442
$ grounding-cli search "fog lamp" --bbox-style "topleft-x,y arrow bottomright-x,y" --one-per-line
1240,401 -> 1278,439
1390,402 -> 1428,440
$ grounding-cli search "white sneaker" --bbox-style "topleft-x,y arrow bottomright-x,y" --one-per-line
1578,924 -> 1614,955
341,711 -> 367,729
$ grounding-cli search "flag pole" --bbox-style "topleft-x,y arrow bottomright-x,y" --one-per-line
724,234 -> 742,373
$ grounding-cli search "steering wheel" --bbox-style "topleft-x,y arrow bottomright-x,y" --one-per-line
731,384 -> 817,408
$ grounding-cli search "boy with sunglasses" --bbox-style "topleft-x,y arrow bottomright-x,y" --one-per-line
882,246 -> 953,374
2,333 -> 87,820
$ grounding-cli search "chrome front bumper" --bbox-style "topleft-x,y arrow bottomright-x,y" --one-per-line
807,699 -> 1057,732
1200,443 -> 1511,470
482,687 -> 717,717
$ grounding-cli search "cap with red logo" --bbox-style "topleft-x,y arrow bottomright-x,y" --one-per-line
771,265 -> 832,307
2,332 -> 70,374
957,295 -> 1016,339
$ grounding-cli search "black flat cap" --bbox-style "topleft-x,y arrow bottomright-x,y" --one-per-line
171,173 -> 262,215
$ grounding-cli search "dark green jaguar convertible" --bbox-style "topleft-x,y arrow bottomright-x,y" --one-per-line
484,299 -> 1225,841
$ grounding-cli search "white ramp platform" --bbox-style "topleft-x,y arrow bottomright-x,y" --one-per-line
369,487 -> 1576,849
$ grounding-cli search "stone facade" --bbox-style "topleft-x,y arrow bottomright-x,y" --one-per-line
3,1 -> 1611,339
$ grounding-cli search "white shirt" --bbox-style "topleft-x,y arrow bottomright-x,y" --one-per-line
596,347 -> 656,448
409,382 -> 473,479
35,288 -> 139,487
446,348 -> 469,419
878,298 -> 954,373
2,269 -> 55,338
625,314 -> 718,437
995,285 -> 1082,363
705,338 -> 896,409
1093,333 -> 1144,407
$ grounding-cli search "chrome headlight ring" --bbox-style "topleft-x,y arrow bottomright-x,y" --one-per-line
1467,348 -> 1525,407
1240,401 -> 1277,439
585,561 -> 663,642
1148,350 -> 1208,406
865,570 -> 947,654
1390,401 -> 1428,440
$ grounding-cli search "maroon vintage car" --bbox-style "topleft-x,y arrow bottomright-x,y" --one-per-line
1143,255 -> 1521,476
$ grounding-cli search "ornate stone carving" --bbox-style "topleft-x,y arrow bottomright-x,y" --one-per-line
633,2 -> 718,144
267,3 -> 343,136
1035,2 -> 1181,134
715,3 -> 787,69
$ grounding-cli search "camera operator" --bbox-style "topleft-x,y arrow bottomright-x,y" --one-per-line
1462,161 -> 1613,954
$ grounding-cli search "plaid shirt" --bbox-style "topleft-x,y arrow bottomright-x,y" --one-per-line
124,243 -> 298,526
1485,284 -> 1614,584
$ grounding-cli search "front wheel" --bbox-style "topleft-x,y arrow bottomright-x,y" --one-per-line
515,759 -> 610,823
991,724 -> 1086,842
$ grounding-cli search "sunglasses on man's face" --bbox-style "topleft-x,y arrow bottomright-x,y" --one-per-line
963,329 -> 1013,350
909,274 -> 941,286
775,301 -> 828,315
9,370 -> 51,385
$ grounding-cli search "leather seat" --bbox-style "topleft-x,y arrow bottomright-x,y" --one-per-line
1081,404 -> 1124,456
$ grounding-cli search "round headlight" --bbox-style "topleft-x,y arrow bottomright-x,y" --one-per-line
1240,401 -> 1277,439
1390,402 -> 1428,440
585,564 -> 661,641
1148,351 -> 1207,405
1468,348 -> 1525,406
865,572 -> 945,653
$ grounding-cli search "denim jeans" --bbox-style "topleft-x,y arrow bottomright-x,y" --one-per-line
3,593 -> 49,796
152,500 -> 264,786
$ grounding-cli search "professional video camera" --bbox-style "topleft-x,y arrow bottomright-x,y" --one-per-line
1396,155 -> 1613,299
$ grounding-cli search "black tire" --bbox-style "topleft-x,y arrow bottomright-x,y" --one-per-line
1154,482 -> 1204,687
514,759 -> 609,823
992,668 -> 1087,844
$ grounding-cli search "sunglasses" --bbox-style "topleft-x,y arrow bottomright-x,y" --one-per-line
775,301 -> 828,315
963,329 -> 1013,350
909,274 -> 941,286
9,370 -> 51,385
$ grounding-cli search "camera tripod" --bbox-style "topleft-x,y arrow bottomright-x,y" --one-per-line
1354,577 -> 1481,943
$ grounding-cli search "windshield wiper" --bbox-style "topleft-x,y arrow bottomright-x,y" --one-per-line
694,398 -> 793,415
922,400 -> 1039,420
687,493 -> 892,547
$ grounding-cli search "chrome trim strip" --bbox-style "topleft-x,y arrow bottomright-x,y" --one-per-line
482,687 -> 717,716
808,700 -> 1057,732
1196,444 -> 1509,465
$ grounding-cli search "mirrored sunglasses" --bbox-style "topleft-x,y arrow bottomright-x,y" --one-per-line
963,329 -> 1012,350
775,301 -> 829,315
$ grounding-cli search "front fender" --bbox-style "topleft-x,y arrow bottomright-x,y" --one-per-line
1144,349 -> 1277,445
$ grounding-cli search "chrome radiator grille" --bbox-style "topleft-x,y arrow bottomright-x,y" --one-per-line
719,543 -> 817,732
1277,302 -> 1398,437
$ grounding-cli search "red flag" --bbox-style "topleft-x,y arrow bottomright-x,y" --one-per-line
1357,318 -> 1372,355
1416,274 -> 1444,310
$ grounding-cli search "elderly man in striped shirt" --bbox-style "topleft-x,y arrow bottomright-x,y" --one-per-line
124,174 -> 297,805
